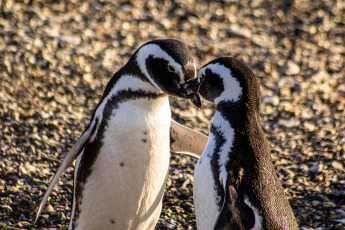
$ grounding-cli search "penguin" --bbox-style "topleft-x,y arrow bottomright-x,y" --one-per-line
34,39 -> 207,230
181,57 -> 299,230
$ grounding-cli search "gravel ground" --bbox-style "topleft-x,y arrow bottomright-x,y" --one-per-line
1,0 -> 344,229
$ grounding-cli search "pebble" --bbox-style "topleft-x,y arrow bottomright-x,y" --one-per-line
17,222 -> 31,228
312,200 -> 321,207
262,95 -> 280,106
336,209 -> 345,218
46,203 -> 55,213
291,83 -> 303,93
278,118 -> 301,128
304,122 -> 316,131
315,194 -> 330,202
281,60 -> 300,75
310,163 -> 323,173
25,162 -> 38,173
1,205 -> 12,212
334,218 -> 345,224
298,164 -> 309,172
332,161 -> 344,171
323,201 -> 337,208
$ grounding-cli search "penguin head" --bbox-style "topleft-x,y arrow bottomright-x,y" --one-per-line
136,39 -> 201,108
182,57 -> 261,112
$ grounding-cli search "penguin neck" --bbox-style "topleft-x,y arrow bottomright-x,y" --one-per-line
215,100 -> 260,131
214,100 -> 271,164
90,74 -> 167,131
110,74 -> 168,110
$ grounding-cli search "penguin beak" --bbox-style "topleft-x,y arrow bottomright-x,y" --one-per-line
181,78 -> 202,109
187,93 -> 202,109
181,78 -> 200,95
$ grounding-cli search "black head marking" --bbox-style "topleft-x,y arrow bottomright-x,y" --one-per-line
198,68 -> 224,103
197,58 -> 261,114
135,39 -> 199,100
145,55 -> 182,96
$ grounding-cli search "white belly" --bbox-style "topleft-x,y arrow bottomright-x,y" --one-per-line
71,98 -> 171,230
193,155 -> 220,230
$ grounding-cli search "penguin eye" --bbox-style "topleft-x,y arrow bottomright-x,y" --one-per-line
167,65 -> 175,73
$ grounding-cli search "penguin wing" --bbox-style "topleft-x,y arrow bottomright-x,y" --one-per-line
170,119 -> 208,158
34,121 -> 97,224
213,186 -> 256,230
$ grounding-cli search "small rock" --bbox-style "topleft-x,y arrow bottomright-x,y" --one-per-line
19,165 -> 28,175
17,221 -> 31,228
315,194 -> 330,202
278,118 -> 300,128
46,203 -> 55,213
304,122 -> 316,132
312,200 -> 321,207
310,162 -> 323,173
291,83 -> 302,93
1,205 -> 12,212
336,209 -> 345,218
323,201 -> 337,208
262,95 -> 280,106
333,219 -> 345,224
59,35 -> 82,45
166,178 -> 172,187
281,61 -> 300,75
298,164 -> 309,172
332,161 -> 344,170
83,73 -> 93,83
25,162 -> 37,173
59,212 -> 67,221
332,191 -> 345,197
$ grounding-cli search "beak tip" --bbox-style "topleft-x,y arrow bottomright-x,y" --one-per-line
187,93 -> 202,109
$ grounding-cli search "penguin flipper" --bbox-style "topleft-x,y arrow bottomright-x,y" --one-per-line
170,119 -> 208,158
33,121 -> 97,224
213,186 -> 255,230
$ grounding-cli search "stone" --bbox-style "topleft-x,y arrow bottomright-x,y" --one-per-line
281,61 -> 300,75
278,118 -> 301,128
262,95 -> 280,106
310,163 -> 323,173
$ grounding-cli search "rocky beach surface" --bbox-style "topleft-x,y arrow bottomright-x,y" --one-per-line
1,0 -> 344,229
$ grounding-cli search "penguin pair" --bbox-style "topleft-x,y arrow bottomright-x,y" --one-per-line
182,57 -> 299,229
35,38 -> 298,229
34,39 -> 207,229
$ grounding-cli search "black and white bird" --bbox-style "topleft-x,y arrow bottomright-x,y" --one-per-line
34,39 -> 207,230
182,57 -> 298,230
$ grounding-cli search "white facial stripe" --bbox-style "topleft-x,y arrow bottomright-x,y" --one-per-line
244,196 -> 263,230
113,74 -> 158,93
198,66 -> 206,83
212,111 -> 235,187
199,63 -> 243,103
136,44 -> 185,88
90,75 -> 156,142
